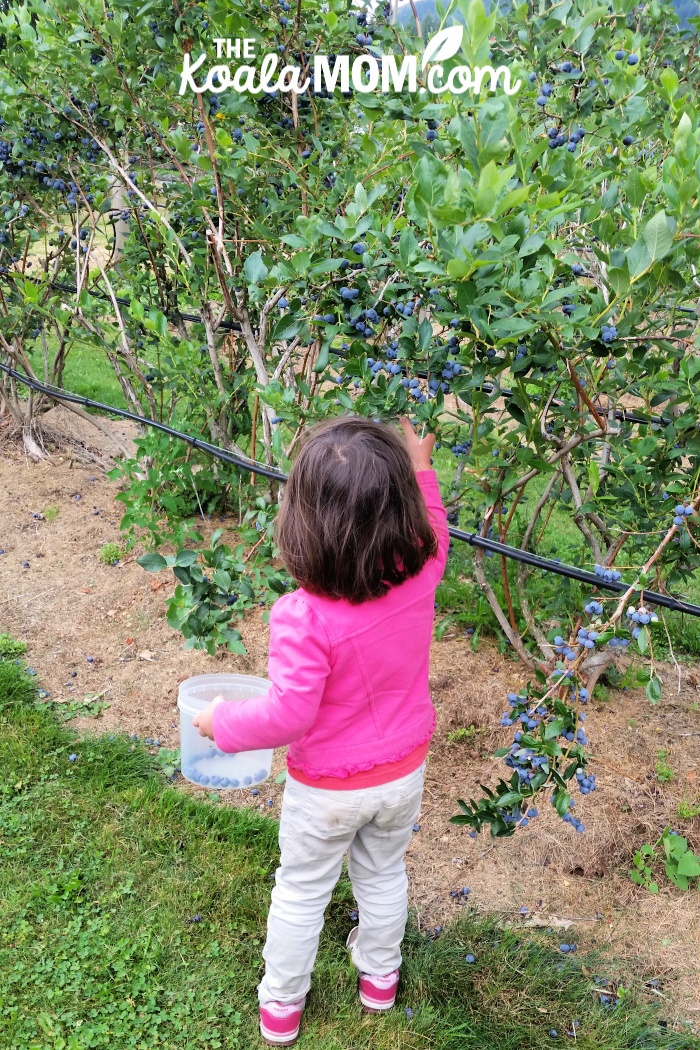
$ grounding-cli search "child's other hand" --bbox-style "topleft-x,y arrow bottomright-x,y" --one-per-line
192,694 -> 226,740
399,416 -> 435,472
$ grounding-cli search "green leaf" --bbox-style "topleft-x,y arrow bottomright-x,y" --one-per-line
212,569 -> 232,591
645,675 -> 662,704
137,552 -> 168,572
624,171 -> 647,208
642,210 -> 676,262
275,770 -> 287,783
636,626 -> 649,653
607,267 -> 629,296
313,340 -> 331,373
244,249 -> 268,286
175,549 -> 199,567
676,851 -> 700,878
446,258 -> 473,278
553,791 -> 571,818
626,238 -> 652,280
238,579 -> 254,599
494,791 -> 522,807
399,227 -> 419,268
269,315 -> 302,343
673,111 -> 694,163
665,864 -> 690,890
588,459 -> 600,496
518,233 -> 545,258
544,718 -> 564,741
418,318 -> 433,352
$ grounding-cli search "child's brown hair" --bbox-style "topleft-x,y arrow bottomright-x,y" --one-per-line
274,414 -> 439,604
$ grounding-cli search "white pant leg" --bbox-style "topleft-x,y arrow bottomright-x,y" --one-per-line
346,763 -> 426,977
258,775 -> 370,1006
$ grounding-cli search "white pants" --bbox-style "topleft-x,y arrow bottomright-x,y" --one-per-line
258,761 -> 426,1006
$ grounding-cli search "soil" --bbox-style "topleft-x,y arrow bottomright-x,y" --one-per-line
1,416 -> 699,1032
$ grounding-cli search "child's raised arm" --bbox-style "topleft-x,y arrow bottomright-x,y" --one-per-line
209,595 -> 333,753
399,416 -> 435,473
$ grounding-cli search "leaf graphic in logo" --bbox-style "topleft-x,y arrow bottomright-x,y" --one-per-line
421,25 -> 464,70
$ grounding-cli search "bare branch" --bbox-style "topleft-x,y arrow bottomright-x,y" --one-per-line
502,428 -> 605,498
473,549 -> 546,672
560,452 -> 604,564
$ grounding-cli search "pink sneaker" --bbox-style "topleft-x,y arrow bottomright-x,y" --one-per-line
259,997 -> 306,1046
346,927 -> 400,1013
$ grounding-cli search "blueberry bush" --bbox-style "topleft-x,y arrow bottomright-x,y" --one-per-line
2,0 -> 700,840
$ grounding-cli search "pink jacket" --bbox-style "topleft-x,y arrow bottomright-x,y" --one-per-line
211,469 -> 449,779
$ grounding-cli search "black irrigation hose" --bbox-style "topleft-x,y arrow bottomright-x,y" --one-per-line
0,272 -> 680,427
3,362 -> 700,618
0,363 -> 283,480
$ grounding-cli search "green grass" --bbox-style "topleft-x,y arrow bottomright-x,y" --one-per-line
1,645 -> 696,1050
98,542 -> 125,565
678,797 -> 700,820
26,336 -> 128,412
655,750 -> 676,784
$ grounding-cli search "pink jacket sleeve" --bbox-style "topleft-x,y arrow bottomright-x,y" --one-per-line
211,593 -> 333,753
416,469 -> 450,581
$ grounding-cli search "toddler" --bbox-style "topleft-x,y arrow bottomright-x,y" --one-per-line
193,414 -> 449,1046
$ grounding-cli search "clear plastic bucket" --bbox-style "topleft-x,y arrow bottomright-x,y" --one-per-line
177,674 -> 273,789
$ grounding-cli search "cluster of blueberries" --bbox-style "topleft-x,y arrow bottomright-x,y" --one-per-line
495,664 -> 597,831
533,79 -> 555,106
607,634 -> 631,649
490,554 -> 681,839
575,766 -> 596,795
394,298 -> 418,316
530,46 -> 640,110
625,605 -> 657,625
625,604 -> 659,642
322,314 -> 467,407
182,752 -> 270,789
576,627 -> 599,650
593,563 -> 622,582
546,124 -> 585,154
552,792 -> 586,832
601,324 -> 618,343
553,635 -> 579,662
672,502 -> 696,526
365,351 -> 400,377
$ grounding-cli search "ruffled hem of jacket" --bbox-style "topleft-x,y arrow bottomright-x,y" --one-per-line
286,712 -> 436,780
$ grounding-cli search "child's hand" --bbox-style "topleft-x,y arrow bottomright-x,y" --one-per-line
399,416 -> 435,472
192,694 -> 226,741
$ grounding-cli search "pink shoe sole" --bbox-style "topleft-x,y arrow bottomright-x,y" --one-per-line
259,998 -> 305,1046
358,973 -> 399,1013
347,926 -> 399,1013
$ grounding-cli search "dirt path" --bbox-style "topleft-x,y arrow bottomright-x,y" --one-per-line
1,443 -> 699,1029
